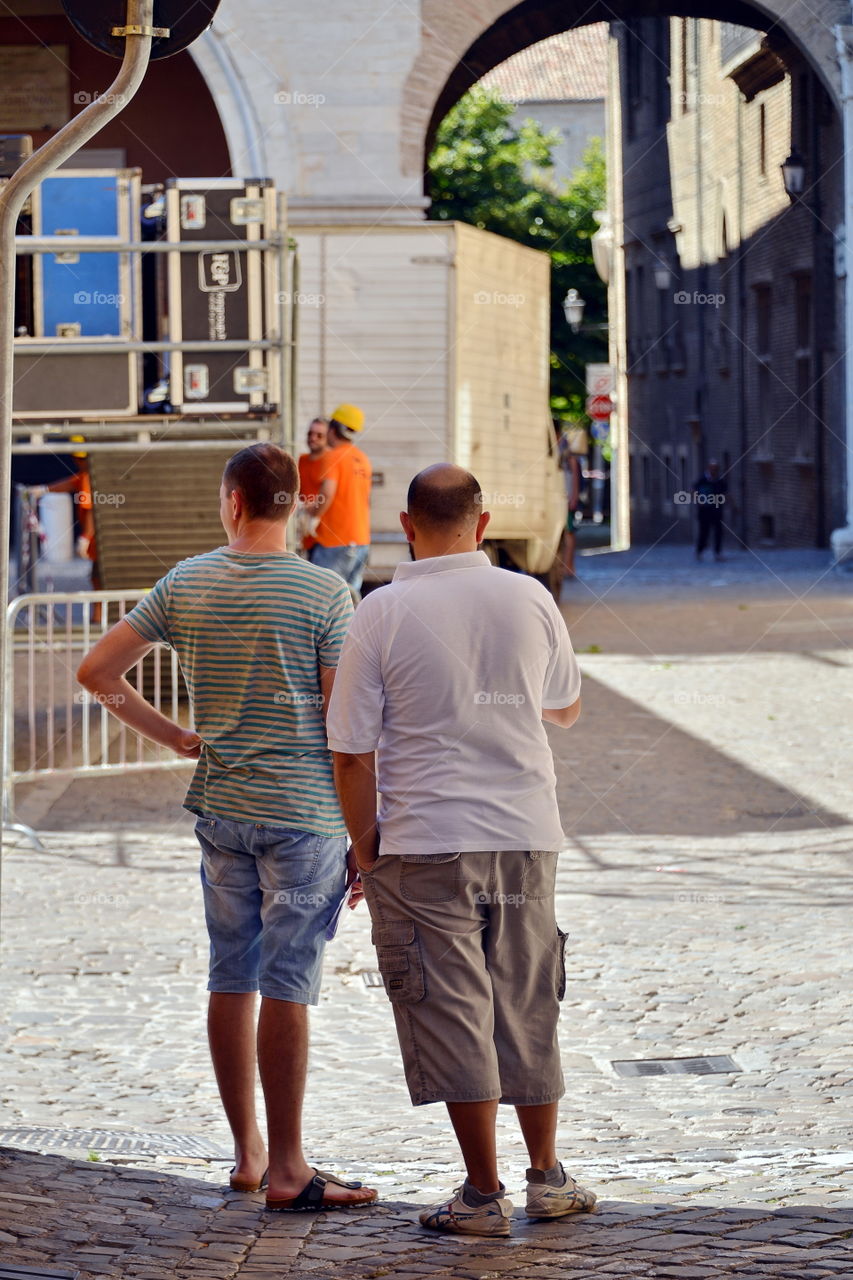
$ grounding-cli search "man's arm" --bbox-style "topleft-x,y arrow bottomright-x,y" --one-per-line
542,695 -> 581,728
319,663 -> 336,722
333,751 -> 379,871
305,472 -> 338,518
77,619 -> 201,757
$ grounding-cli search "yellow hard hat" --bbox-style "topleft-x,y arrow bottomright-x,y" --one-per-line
330,403 -> 365,433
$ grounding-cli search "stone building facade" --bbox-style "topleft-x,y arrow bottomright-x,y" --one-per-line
1,0 -> 852,554
609,17 -> 845,548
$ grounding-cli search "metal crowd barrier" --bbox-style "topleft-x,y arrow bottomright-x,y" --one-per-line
3,589 -> 194,845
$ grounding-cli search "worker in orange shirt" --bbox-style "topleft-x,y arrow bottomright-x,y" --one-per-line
297,418 -> 331,556
308,404 -> 372,598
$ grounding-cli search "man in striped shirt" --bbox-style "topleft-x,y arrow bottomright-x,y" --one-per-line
77,443 -> 377,1213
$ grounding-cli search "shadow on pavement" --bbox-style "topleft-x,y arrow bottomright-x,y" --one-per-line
550,674 -> 847,839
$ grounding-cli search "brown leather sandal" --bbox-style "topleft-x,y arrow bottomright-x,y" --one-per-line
265,1168 -> 378,1212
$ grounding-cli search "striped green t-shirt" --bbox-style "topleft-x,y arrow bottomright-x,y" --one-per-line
126,548 -> 354,835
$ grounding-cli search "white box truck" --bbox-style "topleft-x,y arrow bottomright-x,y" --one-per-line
292,220 -> 566,592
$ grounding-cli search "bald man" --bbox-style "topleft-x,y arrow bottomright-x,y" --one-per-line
327,464 -> 595,1238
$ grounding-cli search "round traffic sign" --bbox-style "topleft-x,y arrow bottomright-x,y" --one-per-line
586,394 -> 613,421
62,1 -> 220,60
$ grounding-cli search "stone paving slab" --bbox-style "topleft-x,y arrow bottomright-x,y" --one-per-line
2,553 -> 853,1277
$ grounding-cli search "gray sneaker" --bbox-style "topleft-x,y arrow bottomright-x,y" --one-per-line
525,1164 -> 597,1219
419,1186 -> 514,1236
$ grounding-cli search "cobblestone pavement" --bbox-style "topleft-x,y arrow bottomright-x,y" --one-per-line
1,545 -> 852,1278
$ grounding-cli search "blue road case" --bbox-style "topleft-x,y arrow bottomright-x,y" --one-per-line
13,168 -> 142,417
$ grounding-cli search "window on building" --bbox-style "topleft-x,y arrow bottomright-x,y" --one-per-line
798,72 -> 811,156
661,448 -> 674,510
641,453 -> 651,502
680,19 -> 691,114
626,21 -> 643,139
758,102 -> 767,177
653,20 -> 670,125
755,284 -> 772,358
795,357 -> 813,460
757,363 -> 773,459
679,452 -> 689,495
795,273 -> 812,352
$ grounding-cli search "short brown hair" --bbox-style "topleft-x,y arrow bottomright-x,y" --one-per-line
222,444 -> 299,521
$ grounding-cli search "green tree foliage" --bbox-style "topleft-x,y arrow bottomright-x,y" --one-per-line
428,88 -> 608,418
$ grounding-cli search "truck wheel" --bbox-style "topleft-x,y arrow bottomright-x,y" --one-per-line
531,535 -> 566,603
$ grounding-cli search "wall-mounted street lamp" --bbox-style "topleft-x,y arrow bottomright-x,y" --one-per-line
781,147 -> 807,200
563,288 -> 586,333
654,263 -> 673,291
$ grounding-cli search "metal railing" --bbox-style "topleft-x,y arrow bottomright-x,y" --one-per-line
3,589 -> 194,844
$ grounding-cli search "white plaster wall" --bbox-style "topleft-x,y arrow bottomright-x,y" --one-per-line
509,100 -> 606,185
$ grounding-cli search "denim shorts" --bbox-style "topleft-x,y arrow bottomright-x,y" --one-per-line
194,814 -> 348,1004
309,543 -> 369,594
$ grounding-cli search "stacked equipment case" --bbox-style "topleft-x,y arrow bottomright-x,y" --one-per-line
164,177 -> 280,414
13,168 -> 142,417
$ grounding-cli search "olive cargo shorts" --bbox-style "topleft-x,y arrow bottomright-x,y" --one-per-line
360,850 -> 567,1107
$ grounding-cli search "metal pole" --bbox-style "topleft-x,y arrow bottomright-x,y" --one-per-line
832,25 -> 853,565
14,238 -> 280,253
1,0 -> 155,871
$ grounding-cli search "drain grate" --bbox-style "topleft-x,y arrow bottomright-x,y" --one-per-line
0,1268 -> 78,1280
0,1127 -> 230,1159
362,971 -> 384,988
611,1054 -> 741,1078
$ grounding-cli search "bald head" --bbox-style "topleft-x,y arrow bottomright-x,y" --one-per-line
407,464 -> 484,533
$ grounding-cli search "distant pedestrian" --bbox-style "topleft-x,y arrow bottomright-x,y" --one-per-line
557,427 -> 582,577
297,417 -> 330,555
307,403 -> 372,598
694,459 -> 728,561
328,463 -> 596,1238
77,443 -> 377,1214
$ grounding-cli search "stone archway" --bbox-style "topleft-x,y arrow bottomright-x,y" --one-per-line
401,0 -> 849,176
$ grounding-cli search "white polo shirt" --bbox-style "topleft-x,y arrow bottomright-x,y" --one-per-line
326,550 -> 580,856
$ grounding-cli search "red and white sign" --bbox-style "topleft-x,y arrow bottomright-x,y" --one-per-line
586,363 -> 615,396
586,394 -> 613,420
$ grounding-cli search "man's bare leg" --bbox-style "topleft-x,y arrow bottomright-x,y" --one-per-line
259,996 -> 375,1204
446,1100 -> 501,1194
207,992 -> 267,1184
515,1101 -> 558,1171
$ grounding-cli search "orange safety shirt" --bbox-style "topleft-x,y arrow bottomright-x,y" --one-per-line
298,451 -> 335,550
314,442 -> 371,548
